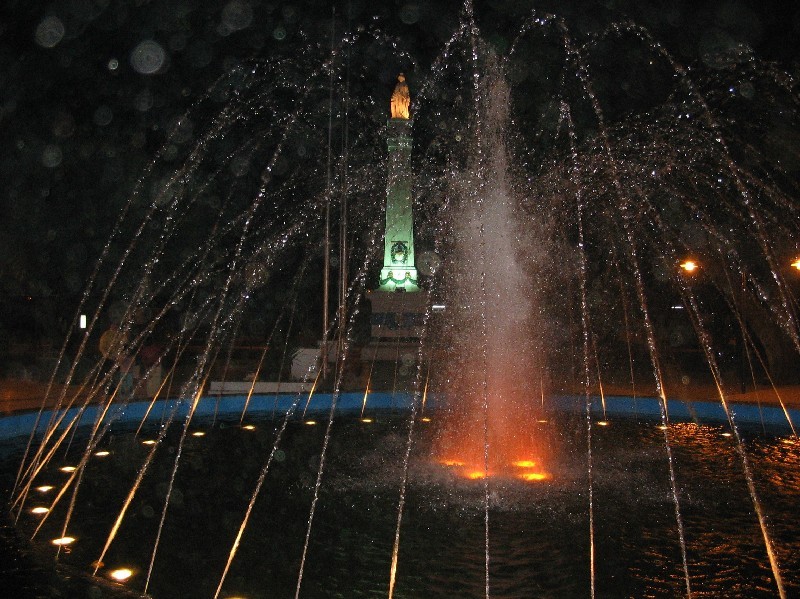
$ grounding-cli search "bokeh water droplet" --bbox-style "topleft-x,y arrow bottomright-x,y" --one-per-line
41,144 -> 63,168
130,40 -> 166,75
35,16 -> 65,48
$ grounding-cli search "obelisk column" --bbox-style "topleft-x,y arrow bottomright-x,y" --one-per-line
379,74 -> 419,292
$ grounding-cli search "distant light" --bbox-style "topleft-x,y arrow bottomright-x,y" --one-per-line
792,258 -> 800,271
680,260 -> 699,273
31,507 -> 49,514
142,439 -> 156,445
109,568 -> 133,582
79,314 -> 87,329
60,466 -> 76,473
360,418 -> 373,423
36,485 -> 54,493
671,305 -> 685,310
466,471 -> 486,480
657,425 -> 668,430
721,432 -> 732,437
441,459 -> 464,467
108,58 -> 119,71
94,450 -> 110,457
536,419 -> 548,424
431,304 -> 446,312
420,417 -> 431,422
191,431 -> 206,437
596,421 -> 610,426
242,424 -> 256,431
304,420 -> 317,426
51,536 -> 75,546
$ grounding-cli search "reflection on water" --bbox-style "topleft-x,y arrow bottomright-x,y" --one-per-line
3,416 -> 799,598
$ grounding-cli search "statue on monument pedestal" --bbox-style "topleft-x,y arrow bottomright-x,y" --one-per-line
390,74 -> 411,120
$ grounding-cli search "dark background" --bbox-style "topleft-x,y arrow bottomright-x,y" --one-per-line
1,0 -> 798,374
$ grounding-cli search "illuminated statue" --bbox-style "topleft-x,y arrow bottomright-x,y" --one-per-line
390,73 -> 411,120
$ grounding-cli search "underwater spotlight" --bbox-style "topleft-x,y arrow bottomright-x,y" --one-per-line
109,568 -> 133,582
680,260 -> 699,273
51,536 -> 75,546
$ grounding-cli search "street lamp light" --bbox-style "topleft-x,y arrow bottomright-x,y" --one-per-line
679,259 -> 699,274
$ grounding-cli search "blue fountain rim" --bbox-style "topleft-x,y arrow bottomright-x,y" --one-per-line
0,393 -> 797,442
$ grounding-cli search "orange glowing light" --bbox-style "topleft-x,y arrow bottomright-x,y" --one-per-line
519,472 -> 551,482
192,431 -> 206,437
361,418 -> 373,423
60,466 -> 76,473
680,260 -> 699,273
657,425 -> 668,430
596,421 -> 610,426
441,459 -> 465,467
792,258 -> 800,270
242,424 -> 256,430
109,568 -> 133,582
51,536 -> 76,546
721,432 -> 732,437
31,506 -> 49,514
466,471 -> 487,480
512,460 -> 538,468
142,439 -> 156,445
94,450 -> 110,457
304,420 -> 317,426
36,485 -> 54,493
420,417 -> 431,422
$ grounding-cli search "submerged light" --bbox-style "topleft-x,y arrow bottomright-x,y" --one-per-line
680,260 -> 699,273
512,460 -> 538,468
519,472 -> 551,482
51,536 -> 75,546
109,568 -> 133,582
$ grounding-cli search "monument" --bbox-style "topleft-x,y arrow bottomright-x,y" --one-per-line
367,74 -> 427,354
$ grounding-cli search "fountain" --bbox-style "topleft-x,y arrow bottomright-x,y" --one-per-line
2,3 -> 800,598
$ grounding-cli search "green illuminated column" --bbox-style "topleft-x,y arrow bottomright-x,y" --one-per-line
379,76 -> 419,292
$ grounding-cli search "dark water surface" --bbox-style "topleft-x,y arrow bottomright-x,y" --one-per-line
2,414 -> 799,598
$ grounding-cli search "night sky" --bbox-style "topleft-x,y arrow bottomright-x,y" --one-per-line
1,0 -> 798,355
